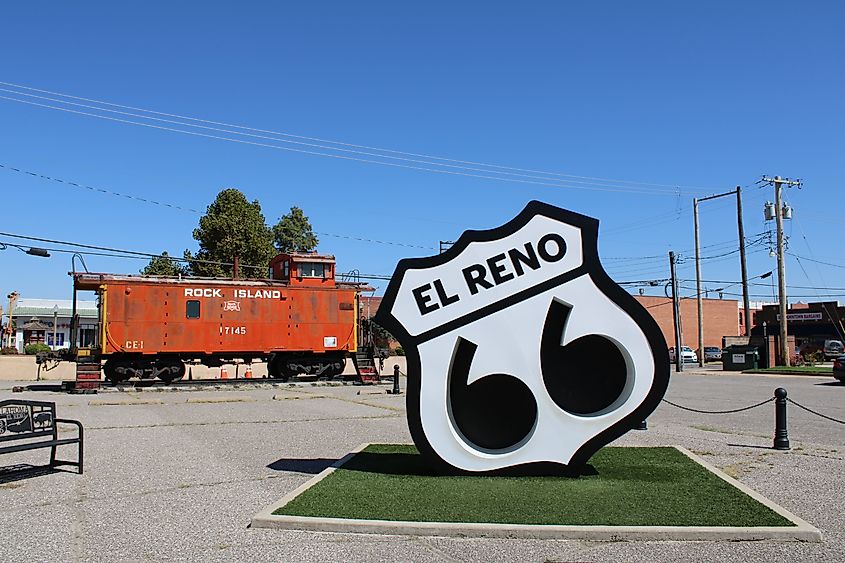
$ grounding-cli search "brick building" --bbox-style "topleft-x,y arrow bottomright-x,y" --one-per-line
363,294 -> 741,352
633,296 -> 740,350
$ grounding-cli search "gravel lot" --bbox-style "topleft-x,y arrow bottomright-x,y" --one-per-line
1,367 -> 843,562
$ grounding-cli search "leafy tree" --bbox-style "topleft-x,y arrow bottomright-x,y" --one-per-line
140,251 -> 187,276
188,189 -> 275,278
272,206 -> 319,253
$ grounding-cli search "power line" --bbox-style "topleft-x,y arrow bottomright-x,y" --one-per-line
0,159 -> 767,256
0,162 -> 201,213
0,86 -> 698,194
0,237 -> 395,284
0,233 -> 267,271
787,252 -> 845,270
0,163 -> 435,251
0,80 -> 722,193
0,93 -> 701,197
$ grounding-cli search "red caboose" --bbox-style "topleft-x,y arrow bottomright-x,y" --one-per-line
68,253 -> 372,383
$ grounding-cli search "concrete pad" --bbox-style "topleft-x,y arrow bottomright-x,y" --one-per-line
251,444 -> 822,542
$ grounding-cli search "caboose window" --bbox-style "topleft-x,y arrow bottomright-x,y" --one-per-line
282,260 -> 289,278
186,300 -> 201,319
300,262 -> 325,278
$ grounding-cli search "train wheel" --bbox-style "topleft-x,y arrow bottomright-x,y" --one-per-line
268,356 -> 293,382
103,360 -> 130,384
327,360 -> 345,378
158,361 -> 186,384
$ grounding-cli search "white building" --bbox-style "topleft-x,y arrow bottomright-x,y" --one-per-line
2,298 -> 98,353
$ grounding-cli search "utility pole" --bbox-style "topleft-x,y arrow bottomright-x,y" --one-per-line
762,175 -> 800,366
669,251 -> 684,372
736,186 -> 751,336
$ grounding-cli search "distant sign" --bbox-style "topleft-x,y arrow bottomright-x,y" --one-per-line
777,312 -> 823,322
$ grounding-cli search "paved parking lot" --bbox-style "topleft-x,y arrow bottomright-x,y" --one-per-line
1,370 -> 843,562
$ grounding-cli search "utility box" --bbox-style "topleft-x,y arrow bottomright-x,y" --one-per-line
722,345 -> 759,371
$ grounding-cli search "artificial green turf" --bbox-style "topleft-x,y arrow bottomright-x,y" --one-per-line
274,445 -> 793,527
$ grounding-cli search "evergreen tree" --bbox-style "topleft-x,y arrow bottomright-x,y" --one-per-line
188,189 -> 275,278
272,206 -> 319,253
140,252 -> 187,276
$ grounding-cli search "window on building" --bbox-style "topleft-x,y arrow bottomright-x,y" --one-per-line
186,300 -> 201,319
47,333 -> 65,347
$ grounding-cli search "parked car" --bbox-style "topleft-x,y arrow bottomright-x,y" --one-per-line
823,339 -> 844,361
703,346 -> 722,362
833,357 -> 845,383
669,346 -> 698,363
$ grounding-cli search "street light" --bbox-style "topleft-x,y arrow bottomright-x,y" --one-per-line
52,304 -> 59,351
5,292 -> 19,349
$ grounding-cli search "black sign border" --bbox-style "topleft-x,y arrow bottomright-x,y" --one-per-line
375,200 -> 670,474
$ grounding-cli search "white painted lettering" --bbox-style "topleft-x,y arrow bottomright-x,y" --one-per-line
184,288 -> 222,298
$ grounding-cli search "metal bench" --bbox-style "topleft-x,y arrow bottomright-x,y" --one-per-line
0,399 -> 84,474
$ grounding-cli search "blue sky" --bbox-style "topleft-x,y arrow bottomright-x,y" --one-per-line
0,1 -> 842,306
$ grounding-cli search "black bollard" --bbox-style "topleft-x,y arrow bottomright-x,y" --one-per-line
773,387 -> 790,450
635,420 -> 648,431
391,364 -> 401,395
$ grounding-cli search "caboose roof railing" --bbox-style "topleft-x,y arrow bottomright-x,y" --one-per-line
71,272 -> 373,292
71,272 -> 289,289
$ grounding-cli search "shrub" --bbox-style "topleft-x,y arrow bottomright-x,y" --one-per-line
394,345 -> 405,357
0,346 -> 18,355
24,343 -> 51,355
801,350 -> 824,366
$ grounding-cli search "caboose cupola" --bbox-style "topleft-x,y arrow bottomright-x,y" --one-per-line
269,252 -> 337,287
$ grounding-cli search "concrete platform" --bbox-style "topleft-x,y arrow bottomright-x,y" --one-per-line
251,445 -> 821,542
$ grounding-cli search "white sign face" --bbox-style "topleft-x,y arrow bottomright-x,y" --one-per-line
376,202 -> 669,473
732,354 -> 746,363
777,312 -> 823,322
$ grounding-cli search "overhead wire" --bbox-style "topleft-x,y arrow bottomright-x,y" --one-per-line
0,86 -> 701,194
0,80 -> 721,193
0,82 -> 789,276
0,163 -> 435,251
0,92 -> 703,197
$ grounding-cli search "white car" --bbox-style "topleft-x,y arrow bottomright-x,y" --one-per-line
669,346 -> 698,363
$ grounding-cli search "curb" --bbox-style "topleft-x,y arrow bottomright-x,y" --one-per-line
251,444 -> 822,542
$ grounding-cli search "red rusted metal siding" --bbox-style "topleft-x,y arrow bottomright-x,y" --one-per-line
100,281 -> 358,356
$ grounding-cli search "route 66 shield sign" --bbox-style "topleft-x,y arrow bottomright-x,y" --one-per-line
375,201 -> 669,473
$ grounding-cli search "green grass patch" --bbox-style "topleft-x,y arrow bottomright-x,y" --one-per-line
746,366 -> 832,375
274,445 -> 792,527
